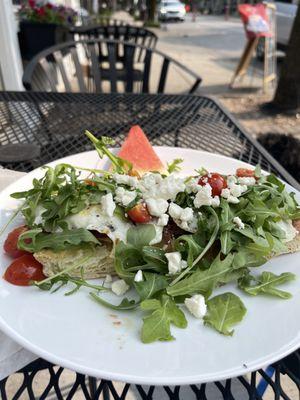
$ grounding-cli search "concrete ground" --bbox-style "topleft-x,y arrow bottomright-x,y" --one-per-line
115,11 -> 265,95
154,14 -> 263,95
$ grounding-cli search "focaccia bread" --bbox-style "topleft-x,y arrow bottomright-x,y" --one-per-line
34,244 -> 115,279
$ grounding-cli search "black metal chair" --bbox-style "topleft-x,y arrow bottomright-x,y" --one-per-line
79,16 -> 128,27
70,24 -> 158,62
22,39 -> 202,94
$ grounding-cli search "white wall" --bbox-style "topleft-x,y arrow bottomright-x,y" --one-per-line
0,0 -> 24,90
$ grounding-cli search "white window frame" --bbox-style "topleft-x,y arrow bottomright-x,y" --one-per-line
0,0 -> 24,90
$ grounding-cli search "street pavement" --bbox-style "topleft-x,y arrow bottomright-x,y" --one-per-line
154,14 -> 264,94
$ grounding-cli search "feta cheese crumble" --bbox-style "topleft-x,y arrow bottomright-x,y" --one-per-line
184,294 -> 207,319
114,187 -> 137,207
169,203 -> 197,233
157,213 -> 169,226
104,274 -> 113,287
111,279 -> 130,296
145,198 -> 169,217
112,173 -> 139,188
165,252 -> 187,275
185,177 -> 200,194
194,184 -> 220,208
149,225 -> 164,245
168,203 -> 183,219
221,188 -> 239,204
139,173 -> 185,201
105,274 -> 112,283
221,176 -> 247,204
237,177 -> 256,186
233,216 -> 245,230
101,193 -> 116,217
227,175 -> 247,196
134,270 -> 143,282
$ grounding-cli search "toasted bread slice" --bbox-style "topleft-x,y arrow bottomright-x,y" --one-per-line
34,244 -> 115,279
280,234 -> 300,256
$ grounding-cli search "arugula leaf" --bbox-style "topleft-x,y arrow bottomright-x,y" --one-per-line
167,253 -> 234,298
141,246 -> 168,273
141,295 -> 187,343
11,163 -> 107,231
34,273 -> 108,295
195,167 -> 208,176
232,248 -> 267,269
244,199 -> 281,221
127,224 -> 156,249
18,228 -> 99,252
267,174 -> 285,192
90,293 -> 139,310
204,292 -> 247,336
238,271 -> 295,299
134,272 -> 168,300
220,201 -> 234,255
174,234 -> 203,267
85,130 -> 132,174
266,221 -> 287,240
170,207 -> 220,286
114,257 -> 136,281
254,165 -> 261,178
167,158 -> 183,174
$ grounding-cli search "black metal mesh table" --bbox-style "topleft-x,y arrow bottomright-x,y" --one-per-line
0,91 -> 299,399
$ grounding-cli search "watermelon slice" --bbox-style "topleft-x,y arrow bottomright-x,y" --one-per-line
118,125 -> 165,174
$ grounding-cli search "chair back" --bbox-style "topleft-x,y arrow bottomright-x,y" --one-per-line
23,39 -> 202,94
70,24 -> 158,63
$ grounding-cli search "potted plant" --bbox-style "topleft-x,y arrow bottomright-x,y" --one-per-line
18,0 -> 77,61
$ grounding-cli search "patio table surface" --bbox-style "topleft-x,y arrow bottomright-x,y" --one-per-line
0,90 -> 299,399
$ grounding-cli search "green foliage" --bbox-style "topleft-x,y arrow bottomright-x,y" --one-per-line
167,253 -> 235,298
238,271 -> 295,299
134,272 -> 168,300
11,163 -> 111,231
114,224 -> 168,281
18,228 -> 99,252
85,131 -> 132,174
90,294 -> 139,310
167,158 -> 183,174
141,295 -> 187,343
204,292 -> 247,336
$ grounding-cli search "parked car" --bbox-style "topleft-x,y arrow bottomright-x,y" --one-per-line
256,0 -> 298,59
158,0 -> 186,21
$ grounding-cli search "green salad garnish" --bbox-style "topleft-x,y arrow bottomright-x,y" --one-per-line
4,132 -> 300,343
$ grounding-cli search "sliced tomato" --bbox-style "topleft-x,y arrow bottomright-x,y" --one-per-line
127,203 -> 152,223
236,168 -> 255,178
198,173 -> 227,197
3,254 -> 46,286
4,226 -> 29,258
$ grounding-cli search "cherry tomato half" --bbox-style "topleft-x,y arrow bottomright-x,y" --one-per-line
198,173 -> 227,197
3,254 -> 46,286
127,203 -> 152,224
236,168 -> 255,178
4,226 -> 29,258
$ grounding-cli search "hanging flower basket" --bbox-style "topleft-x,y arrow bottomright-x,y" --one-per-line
18,1 -> 77,61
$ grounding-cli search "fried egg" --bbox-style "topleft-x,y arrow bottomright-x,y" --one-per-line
66,205 -> 132,242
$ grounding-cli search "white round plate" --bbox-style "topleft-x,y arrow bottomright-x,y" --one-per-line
0,147 -> 299,386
